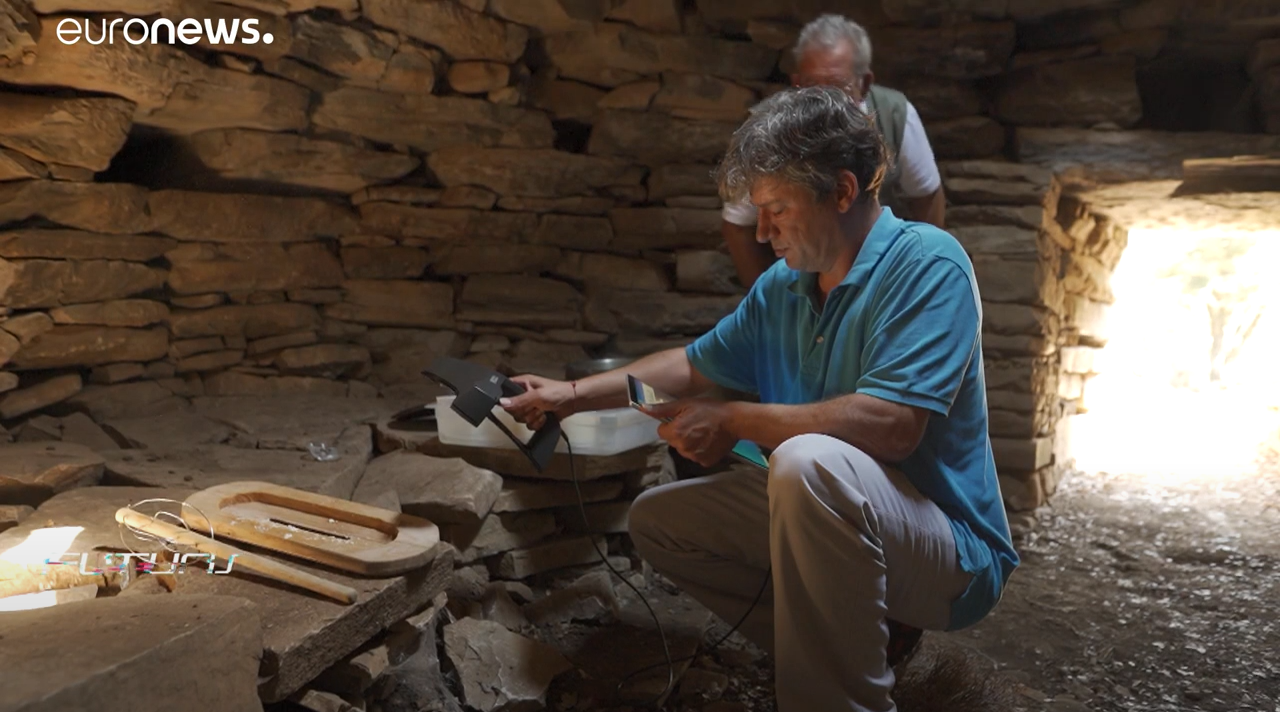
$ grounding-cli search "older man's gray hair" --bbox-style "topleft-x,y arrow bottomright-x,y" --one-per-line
794,13 -> 874,74
715,86 -> 888,206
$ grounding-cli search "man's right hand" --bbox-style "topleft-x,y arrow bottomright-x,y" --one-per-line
499,374 -> 576,431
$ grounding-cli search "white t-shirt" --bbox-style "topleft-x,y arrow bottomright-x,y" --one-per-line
722,100 -> 942,226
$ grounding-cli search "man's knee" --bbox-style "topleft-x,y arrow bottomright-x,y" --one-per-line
626,484 -> 672,556
768,433 -> 872,511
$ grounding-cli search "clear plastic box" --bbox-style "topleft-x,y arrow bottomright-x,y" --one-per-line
434,395 -> 661,457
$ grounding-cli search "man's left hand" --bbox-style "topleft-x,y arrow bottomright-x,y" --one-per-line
643,399 -> 738,467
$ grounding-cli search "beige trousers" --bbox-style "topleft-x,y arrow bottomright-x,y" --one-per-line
628,433 -> 973,712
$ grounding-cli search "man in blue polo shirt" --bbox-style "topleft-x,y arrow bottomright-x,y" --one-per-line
500,86 -> 1018,712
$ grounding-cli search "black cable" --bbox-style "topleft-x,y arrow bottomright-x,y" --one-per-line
561,430 -> 773,708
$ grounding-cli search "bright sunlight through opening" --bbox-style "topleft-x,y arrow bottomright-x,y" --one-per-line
1068,227 -> 1280,485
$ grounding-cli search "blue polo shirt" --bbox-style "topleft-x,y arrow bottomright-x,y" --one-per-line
686,207 -> 1018,630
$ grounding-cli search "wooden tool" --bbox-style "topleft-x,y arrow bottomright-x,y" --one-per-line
114,507 -> 359,605
181,481 -> 440,577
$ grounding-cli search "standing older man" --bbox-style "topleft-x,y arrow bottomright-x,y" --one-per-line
723,13 -> 947,290
500,87 -> 1017,712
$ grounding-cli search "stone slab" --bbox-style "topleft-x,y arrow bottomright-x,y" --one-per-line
493,477 -> 625,512
0,486 -> 455,705
100,427 -> 371,499
192,395 -> 398,451
490,535 -> 604,579
0,594 -> 264,712
0,441 -> 104,507
103,411 -> 236,451
350,450 -> 502,527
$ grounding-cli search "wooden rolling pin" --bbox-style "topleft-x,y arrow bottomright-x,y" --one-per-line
115,507 -> 359,605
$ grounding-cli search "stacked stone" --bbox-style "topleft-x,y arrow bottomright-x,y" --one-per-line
944,160 -> 1066,511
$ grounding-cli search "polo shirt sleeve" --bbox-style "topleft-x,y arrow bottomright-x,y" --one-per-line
685,283 -> 763,394
856,255 -> 979,416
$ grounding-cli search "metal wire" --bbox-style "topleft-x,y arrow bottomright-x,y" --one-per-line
115,497 -> 217,556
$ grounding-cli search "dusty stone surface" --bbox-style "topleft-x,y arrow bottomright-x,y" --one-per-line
0,372 -> 82,419
103,411 -> 236,450
0,485 -> 456,705
493,477 -> 626,512
65,380 -> 188,421
351,450 -> 502,527
0,440 -> 104,506
57,411 -> 120,452
491,535 -> 605,580
101,427 -> 371,498
0,94 -> 133,172
0,260 -> 167,311
192,395 -> 396,451
0,594 -> 264,712
450,509 -> 559,564
443,617 -> 574,712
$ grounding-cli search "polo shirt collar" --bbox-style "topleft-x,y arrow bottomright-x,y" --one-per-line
786,206 -> 902,297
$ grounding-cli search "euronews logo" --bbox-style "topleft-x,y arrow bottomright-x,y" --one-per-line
56,17 -> 274,46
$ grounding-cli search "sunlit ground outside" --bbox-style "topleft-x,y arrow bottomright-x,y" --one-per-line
1069,227 -> 1280,486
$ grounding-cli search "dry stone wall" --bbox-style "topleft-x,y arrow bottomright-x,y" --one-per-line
1,0 -> 1276,511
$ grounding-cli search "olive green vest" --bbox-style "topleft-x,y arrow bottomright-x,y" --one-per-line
863,84 -> 909,215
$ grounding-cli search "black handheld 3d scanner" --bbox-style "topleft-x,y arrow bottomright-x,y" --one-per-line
421,357 -> 561,473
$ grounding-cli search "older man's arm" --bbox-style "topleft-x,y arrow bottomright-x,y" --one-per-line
723,221 -> 776,290
904,185 -> 946,229
725,395 -> 930,464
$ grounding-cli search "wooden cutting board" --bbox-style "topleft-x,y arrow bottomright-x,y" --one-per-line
181,481 -> 439,577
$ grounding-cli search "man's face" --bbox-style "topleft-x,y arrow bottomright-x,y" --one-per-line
750,176 -> 848,274
791,41 -> 868,103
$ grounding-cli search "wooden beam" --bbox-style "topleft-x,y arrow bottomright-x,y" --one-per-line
0,0 -> 37,68
1176,155 -> 1280,195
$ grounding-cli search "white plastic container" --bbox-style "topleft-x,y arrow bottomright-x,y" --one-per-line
434,395 -> 660,457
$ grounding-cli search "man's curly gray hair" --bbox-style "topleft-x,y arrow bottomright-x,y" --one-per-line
715,86 -> 889,207
794,14 -> 874,75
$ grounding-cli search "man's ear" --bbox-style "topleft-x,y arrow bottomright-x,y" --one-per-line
836,170 -> 860,212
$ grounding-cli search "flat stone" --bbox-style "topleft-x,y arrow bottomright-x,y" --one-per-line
324,279 -> 455,329
203,372 -> 354,398
65,380 -> 188,421
544,23 -> 776,87
891,75 -> 984,121
363,0 -> 527,62
102,428 -> 371,498
340,246 -> 431,281
170,302 -> 321,340
0,594 -> 263,712
447,61 -> 509,94
358,203 -> 538,242
928,115 -> 1007,160
170,337 -> 224,361
193,395 -> 395,451
443,618 -> 573,711
494,477 -> 625,512
609,206 -> 721,250
351,450 -> 502,527
0,16 -> 308,133
608,0 -> 681,32
491,535 -> 605,579
0,181 -> 151,234
184,128 -> 419,194
523,570 -> 617,626
0,503 -> 33,533
991,436 -> 1054,473
529,76 -> 606,122
49,299 -> 169,327
9,326 -> 169,370
57,411 -> 120,451
646,164 -> 719,199
530,214 -> 614,251
585,289 -> 737,336
274,343 -> 369,379
175,349 -> 244,374
378,42 -> 443,95
498,195 -> 615,215
0,311 -> 47,344
350,185 -> 442,207
0,372 -> 83,420
313,87 -> 553,153
0,440 -> 104,507
456,275 -> 583,329
434,243 -> 563,276
288,14 -> 392,85
451,510 -> 558,563
103,410 -> 237,452
149,190 -> 357,243
0,259 -> 167,310
12,414 -> 59,442
0,94 -> 133,172
996,55 -> 1142,128
0,485 -> 454,705
944,176 -> 1061,209
0,371 -> 16,393
555,252 -> 671,291
436,185 -> 500,210
0,146 -> 44,181
427,146 -> 643,198
488,0 -> 603,33
587,111 -> 737,166
652,72 -> 756,122
875,22 -> 1016,79
171,294 -> 225,309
